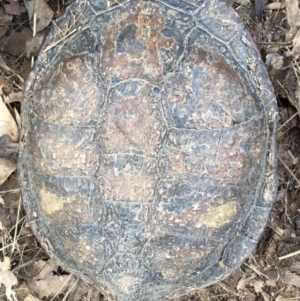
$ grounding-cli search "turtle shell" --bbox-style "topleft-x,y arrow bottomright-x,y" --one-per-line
19,0 -> 278,300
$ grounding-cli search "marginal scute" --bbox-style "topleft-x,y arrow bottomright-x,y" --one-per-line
19,0 -> 278,301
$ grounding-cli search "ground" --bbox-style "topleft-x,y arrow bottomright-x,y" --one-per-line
0,0 -> 300,300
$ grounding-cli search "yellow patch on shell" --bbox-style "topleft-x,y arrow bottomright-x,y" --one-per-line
39,189 -> 75,214
196,201 -> 237,228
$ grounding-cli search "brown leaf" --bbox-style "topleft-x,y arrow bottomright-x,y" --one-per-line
0,158 -> 16,185
0,257 -> 18,301
0,26 -> 9,38
286,29 -> 300,57
0,6 -> 13,25
0,77 -> 13,96
281,271 -> 300,288
26,33 -> 45,58
0,205 -> 15,229
17,283 -> 42,301
34,0 -> 54,33
31,275 -> 73,299
0,173 -> 20,208
265,2 -> 286,10
0,98 -> 18,141
86,287 -> 102,301
3,0 -> 21,15
24,295 -> 42,301
0,134 -> 18,158
3,28 -> 32,57
236,275 -> 249,291
26,260 -> 75,299
5,91 -> 23,104
286,0 -> 300,40
265,53 -> 284,70
23,0 -> 34,20
66,279 -> 90,301
249,279 -> 264,293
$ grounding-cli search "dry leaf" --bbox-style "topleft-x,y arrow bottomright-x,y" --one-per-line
264,2 -> 286,9
0,257 -> 18,301
0,134 -> 18,158
0,6 -> 13,25
0,174 -> 20,209
0,98 -> 18,141
250,279 -> 264,293
286,29 -> 300,57
3,28 -> 32,57
281,271 -> 300,288
26,260 -> 75,299
0,56 -> 24,84
5,92 -> 23,104
0,205 -> 15,228
26,33 -> 45,58
0,158 -> 16,185
24,295 -> 43,301
23,0 -> 34,20
86,287 -> 102,301
265,53 -> 284,70
285,0 -> 300,40
34,0 -> 54,33
17,283 -> 43,301
236,276 -> 249,291
66,279 -> 90,301
3,0 -> 21,15
0,77 -> 13,95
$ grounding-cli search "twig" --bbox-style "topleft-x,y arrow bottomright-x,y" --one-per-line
218,283 -> 239,296
278,111 -> 299,130
11,197 -> 21,255
278,156 -> 300,186
31,13 -> 37,67
243,262 -> 269,279
278,249 -> 300,260
43,29 -> 78,53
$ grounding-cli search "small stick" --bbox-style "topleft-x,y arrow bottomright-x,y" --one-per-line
11,198 -> 22,254
278,156 -> 300,187
278,111 -> 299,131
278,249 -> 300,260
243,262 -> 269,279
31,13 -> 37,67
43,29 -> 78,52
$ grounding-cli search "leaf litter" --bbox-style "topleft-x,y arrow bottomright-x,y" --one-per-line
1,0 -> 300,300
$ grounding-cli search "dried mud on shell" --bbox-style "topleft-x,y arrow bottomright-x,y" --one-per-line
0,0 -> 300,301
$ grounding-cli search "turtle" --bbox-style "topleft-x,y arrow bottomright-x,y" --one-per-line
19,0 -> 278,300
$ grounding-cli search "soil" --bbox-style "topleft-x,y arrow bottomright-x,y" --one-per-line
0,0 -> 300,301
